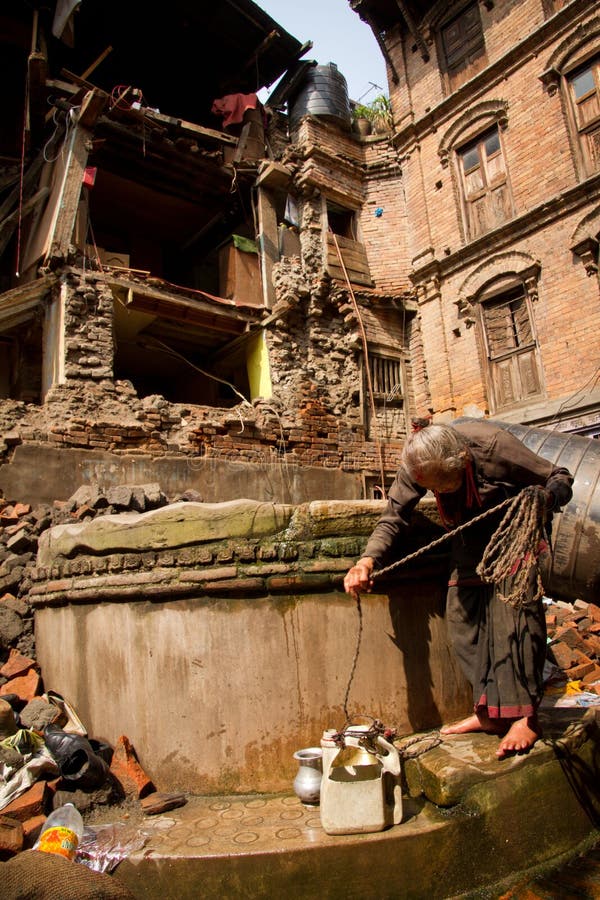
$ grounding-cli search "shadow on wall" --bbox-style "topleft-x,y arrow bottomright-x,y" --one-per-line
384,557 -> 471,732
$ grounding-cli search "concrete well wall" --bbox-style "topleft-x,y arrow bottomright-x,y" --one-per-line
30,499 -> 471,794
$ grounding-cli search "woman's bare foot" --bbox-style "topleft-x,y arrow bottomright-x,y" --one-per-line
496,716 -> 541,759
440,713 -> 506,736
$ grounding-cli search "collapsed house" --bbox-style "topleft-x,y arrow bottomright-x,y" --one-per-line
0,0 -> 599,511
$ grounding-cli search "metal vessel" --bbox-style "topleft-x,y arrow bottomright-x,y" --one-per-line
456,418 -> 600,602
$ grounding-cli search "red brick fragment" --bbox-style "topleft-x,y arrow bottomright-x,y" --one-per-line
110,734 -> 155,799
22,814 -> 46,847
0,669 -> 41,702
550,641 -> 578,670
587,603 -> 600,623
567,661 -> 596,680
13,502 -> 31,517
1,781 -> 46,822
0,506 -> 18,525
0,815 -> 24,856
0,649 -> 37,679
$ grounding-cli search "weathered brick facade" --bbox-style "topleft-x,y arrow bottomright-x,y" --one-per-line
362,0 -> 600,432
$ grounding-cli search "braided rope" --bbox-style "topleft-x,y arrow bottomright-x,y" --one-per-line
476,485 -> 549,608
371,493 -> 516,580
343,593 -> 362,719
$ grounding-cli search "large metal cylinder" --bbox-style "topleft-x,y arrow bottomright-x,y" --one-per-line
456,418 -> 600,602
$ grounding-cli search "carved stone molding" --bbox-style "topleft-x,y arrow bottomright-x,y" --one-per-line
438,100 -> 509,167
571,204 -> 600,276
572,237 -> 599,277
539,67 -> 560,96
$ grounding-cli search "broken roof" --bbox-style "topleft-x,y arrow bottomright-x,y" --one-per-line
40,0 -> 307,126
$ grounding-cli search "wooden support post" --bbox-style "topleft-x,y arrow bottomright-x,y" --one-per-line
257,186 -> 279,310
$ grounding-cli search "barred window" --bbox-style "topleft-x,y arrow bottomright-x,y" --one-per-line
368,352 -> 403,404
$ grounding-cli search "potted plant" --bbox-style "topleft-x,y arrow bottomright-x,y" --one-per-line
351,102 -> 374,136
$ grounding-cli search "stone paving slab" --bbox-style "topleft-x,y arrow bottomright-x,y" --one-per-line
401,707 -> 598,807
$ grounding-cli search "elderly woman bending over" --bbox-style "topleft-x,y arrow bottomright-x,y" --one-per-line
344,418 -> 573,758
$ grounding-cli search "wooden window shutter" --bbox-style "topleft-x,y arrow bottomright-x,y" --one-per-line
481,285 -> 543,411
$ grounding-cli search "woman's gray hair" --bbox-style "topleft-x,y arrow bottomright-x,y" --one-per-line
402,425 -> 469,479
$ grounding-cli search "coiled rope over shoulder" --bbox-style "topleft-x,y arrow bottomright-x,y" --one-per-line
371,485 -> 550,608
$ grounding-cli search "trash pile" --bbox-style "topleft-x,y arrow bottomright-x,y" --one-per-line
0,486 -> 191,864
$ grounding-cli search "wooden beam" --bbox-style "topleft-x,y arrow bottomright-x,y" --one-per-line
141,108 -> 238,145
77,88 -> 109,128
44,124 -> 91,262
81,45 -> 113,81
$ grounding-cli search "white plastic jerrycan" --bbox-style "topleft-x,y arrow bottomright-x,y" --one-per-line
319,718 -> 403,835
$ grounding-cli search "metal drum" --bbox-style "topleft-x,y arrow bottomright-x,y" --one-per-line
455,418 -> 600,602
289,63 -> 352,129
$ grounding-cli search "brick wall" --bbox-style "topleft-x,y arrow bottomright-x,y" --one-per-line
382,0 -> 600,428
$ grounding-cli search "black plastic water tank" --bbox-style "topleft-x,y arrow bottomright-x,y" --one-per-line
289,63 -> 352,129
455,418 -> 600,602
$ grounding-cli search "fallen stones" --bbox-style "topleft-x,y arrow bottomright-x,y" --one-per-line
546,597 -> 600,692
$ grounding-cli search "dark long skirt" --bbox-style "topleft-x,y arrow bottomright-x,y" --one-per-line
445,578 -> 547,719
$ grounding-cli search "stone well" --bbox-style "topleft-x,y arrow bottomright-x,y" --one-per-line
30,498 -> 471,794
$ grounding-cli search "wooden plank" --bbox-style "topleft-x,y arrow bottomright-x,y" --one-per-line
257,188 -> 278,310
328,263 -> 374,287
78,88 -> 109,128
142,108 -> 238,145
327,246 -> 370,270
46,124 -> 91,261
81,46 -> 113,81
327,233 -> 362,250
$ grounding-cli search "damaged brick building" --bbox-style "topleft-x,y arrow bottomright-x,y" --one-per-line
0,0 -> 599,507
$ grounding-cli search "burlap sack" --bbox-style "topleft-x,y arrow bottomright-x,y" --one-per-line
2,849 -> 136,899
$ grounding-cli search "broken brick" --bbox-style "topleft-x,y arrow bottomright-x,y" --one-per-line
1,780 -> 47,822
0,815 -> 24,857
586,603 -> 600,623
22,814 -> 46,848
0,649 -> 37,680
566,661 -> 596,681
0,669 -> 41,703
110,734 -> 155,799
549,641 -> 578,670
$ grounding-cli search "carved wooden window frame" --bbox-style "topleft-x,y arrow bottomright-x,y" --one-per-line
436,1 -> 488,93
455,125 -> 514,241
476,277 -> 545,413
565,50 -> 600,178
540,33 -> 600,182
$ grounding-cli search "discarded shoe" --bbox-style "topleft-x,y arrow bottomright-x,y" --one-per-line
43,725 -> 110,790
43,691 -> 87,736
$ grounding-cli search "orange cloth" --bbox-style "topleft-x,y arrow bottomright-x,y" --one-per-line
211,93 -> 258,127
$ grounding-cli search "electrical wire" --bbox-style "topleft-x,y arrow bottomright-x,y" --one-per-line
135,335 -> 252,409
